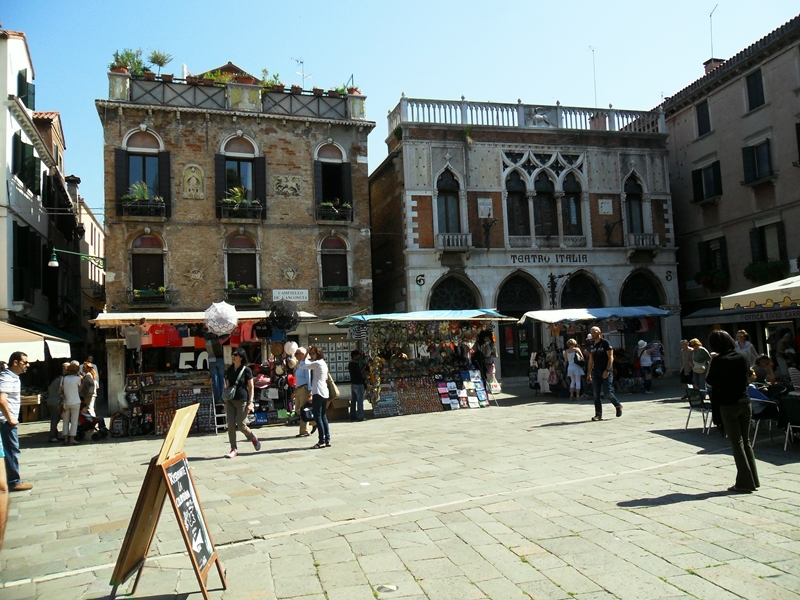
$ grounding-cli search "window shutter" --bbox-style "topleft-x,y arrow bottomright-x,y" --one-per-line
341,163 -> 353,213
253,156 -> 267,219
314,160 -> 323,206
719,237 -> 729,272
749,227 -> 764,263
796,123 -> 800,162
777,221 -> 787,262
691,169 -> 704,202
711,161 -> 722,196
12,132 -> 22,175
22,143 -> 34,191
33,157 -> 41,195
27,82 -> 35,111
17,69 -> 27,105
215,154 -> 226,218
158,151 -> 171,217
742,146 -> 756,184
114,148 -> 129,216
698,241 -> 711,272
763,139 -> 772,176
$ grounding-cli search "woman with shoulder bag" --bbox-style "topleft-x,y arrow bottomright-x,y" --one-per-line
59,363 -> 82,445
295,346 -> 331,448
705,330 -> 760,493
689,338 -> 711,390
563,339 -> 585,400
223,348 -> 261,459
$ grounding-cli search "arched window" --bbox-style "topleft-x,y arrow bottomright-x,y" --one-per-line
315,143 -> 352,221
225,234 -> 259,303
561,173 -> 583,236
620,272 -> 663,307
437,170 -> 460,234
130,234 -> 165,300
117,130 -> 170,216
506,171 -> 530,237
561,273 -> 603,309
320,236 -> 352,301
625,177 -> 644,234
429,276 -> 477,310
224,137 -> 255,199
215,136 -> 265,218
533,173 -> 558,237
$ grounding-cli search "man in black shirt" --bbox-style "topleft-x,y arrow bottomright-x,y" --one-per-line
348,350 -> 366,422
586,326 -> 623,421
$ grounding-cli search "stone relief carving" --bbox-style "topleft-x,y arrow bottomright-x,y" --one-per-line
182,164 -> 205,199
273,175 -> 302,197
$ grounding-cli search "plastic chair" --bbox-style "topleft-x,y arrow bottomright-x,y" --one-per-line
750,399 -> 780,445
685,384 -> 712,434
780,395 -> 800,451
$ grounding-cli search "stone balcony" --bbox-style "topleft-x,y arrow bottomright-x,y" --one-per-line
388,96 -> 665,134
107,72 -> 368,122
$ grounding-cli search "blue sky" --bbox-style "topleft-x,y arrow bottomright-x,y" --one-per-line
4,1 -> 799,219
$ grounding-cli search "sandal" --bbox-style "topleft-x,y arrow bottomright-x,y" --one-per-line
325,443 -> 331,447
296,432 -> 310,437
311,443 -> 325,449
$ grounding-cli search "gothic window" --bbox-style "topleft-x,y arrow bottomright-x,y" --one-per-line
314,144 -> 353,218
505,171 -> 530,237
561,173 -> 582,236
429,276 -> 477,310
131,234 -> 165,291
624,177 -> 644,235
561,274 -> 603,309
437,170 -> 460,234
116,130 -> 171,216
620,272 -> 662,307
533,173 -> 558,237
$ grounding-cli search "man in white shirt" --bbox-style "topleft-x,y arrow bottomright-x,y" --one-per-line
0,352 -> 33,492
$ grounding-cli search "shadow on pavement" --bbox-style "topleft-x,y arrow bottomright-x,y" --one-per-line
650,427 -> 800,466
618,490 -> 732,507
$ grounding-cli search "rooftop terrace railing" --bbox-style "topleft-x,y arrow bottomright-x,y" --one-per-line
388,96 -> 664,135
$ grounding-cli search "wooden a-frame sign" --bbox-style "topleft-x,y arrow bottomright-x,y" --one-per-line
109,404 -> 227,599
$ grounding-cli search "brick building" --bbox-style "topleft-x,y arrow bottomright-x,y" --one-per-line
369,96 -> 681,377
663,14 -> 800,347
96,64 -> 374,409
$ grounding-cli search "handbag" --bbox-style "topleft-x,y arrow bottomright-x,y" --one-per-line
300,404 -> 315,422
326,373 -> 340,399
573,351 -> 586,368
692,360 -> 707,374
223,366 -> 246,401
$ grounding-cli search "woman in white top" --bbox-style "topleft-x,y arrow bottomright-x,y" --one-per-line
80,363 -> 98,416
59,363 -> 82,445
296,346 -> 331,448
563,339 -> 585,400
734,330 -> 759,367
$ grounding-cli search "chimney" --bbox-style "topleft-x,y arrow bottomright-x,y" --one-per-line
65,174 -> 81,203
703,58 -> 725,75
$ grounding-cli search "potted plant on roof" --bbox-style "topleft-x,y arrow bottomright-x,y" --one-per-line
269,74 -> 285,93
290,83 -> 303,94
109,48 -> 146,75
312,86 -> 324,97
235,72 -> 257,85
148,49 -> 173,82
143,67 -> 156,81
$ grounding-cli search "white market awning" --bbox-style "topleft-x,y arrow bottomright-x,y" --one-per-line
720,275 -> 800,310
89,310 -> 318,328
0,321 -> 72,362
518,306 -> 672,325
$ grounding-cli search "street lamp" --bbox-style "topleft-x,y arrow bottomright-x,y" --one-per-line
48,248 -> 106,270
547,272 -> 571,309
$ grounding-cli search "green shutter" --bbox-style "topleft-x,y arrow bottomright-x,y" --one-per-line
711,161 -> 722,196
158,151 -> 171,217
314,160 -> 323,206
12,132 -> 22,175
691,169 -> 704,202
719,237 -> 729,272
17,69 -> 27,105
698,241 -> 711,272
742,146 -> 756,184
27,82 -> 35,111
777,221 -> 787,262
749,228 -> 764,263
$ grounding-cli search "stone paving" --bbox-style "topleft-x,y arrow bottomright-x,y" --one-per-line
1,378 -> 799,599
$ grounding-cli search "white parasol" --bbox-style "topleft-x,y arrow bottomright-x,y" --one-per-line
204,302 -> 238,334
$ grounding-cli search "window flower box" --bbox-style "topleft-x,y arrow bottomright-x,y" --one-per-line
694,268 -> 729,292
743,260 -> 789,285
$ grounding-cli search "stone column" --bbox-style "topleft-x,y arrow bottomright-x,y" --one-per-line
106,338 -> 125,414
555,192 -> 565,248
526,192 -> 537,248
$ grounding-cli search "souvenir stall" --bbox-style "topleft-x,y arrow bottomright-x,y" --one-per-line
519,306 -> 673,395
90,302 -> 315,437
335,310 -> 514,418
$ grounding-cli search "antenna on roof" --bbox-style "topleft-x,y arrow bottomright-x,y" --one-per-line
709,4 -> 719,58
292,58 -> 311,88
588,46 -> 597,108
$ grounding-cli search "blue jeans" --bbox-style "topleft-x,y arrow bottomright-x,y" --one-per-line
640,366 -> 652,392
1,422 -> 21,486
592,371 -> 621,417
312,394 -> 330,444
209,359 -> 226,404
350,384 -> 365,421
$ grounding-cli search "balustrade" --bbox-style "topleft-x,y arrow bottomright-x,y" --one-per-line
627,233 -> 659,247
436,232 -> 472,250
508,236 -> 532,248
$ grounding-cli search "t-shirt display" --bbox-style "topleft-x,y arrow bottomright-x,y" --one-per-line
123,325 -> 142,349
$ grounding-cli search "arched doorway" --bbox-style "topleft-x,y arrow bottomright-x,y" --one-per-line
497,275 -> 541,377
620,271 -> 665,346
561,273 -> 603,309
428,276 -> 477,310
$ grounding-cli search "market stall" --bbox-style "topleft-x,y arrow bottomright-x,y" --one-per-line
335,309 -> 514,417
90,306 -> 316,437
518,306 -> 673,395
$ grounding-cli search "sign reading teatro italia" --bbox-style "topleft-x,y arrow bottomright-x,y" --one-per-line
509,253 -> 589,265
